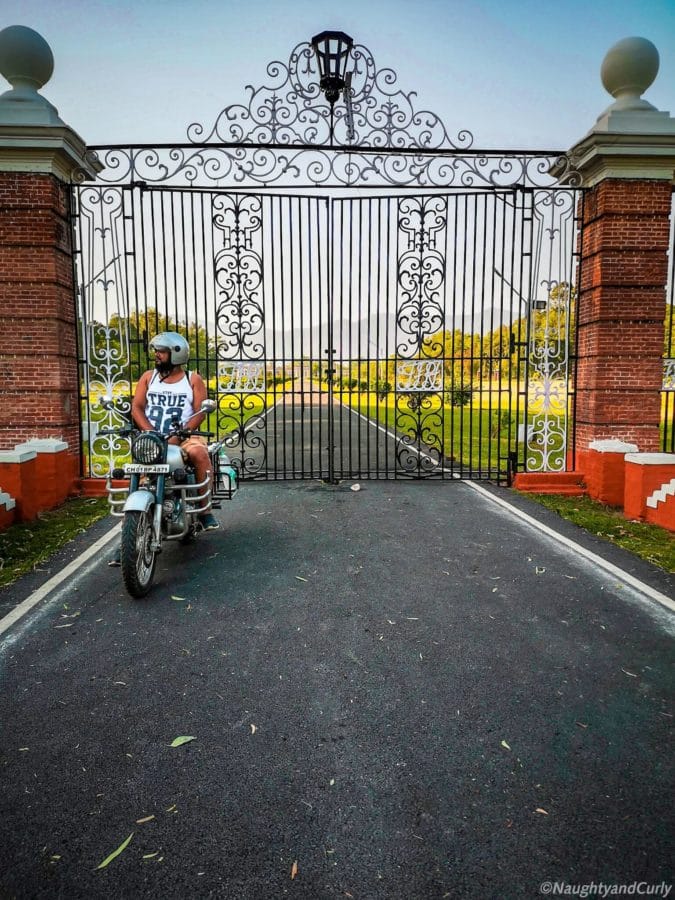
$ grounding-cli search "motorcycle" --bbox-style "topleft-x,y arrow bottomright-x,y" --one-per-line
99,397 -> 237,598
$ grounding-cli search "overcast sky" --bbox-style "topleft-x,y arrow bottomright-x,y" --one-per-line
3,0 -> 675,151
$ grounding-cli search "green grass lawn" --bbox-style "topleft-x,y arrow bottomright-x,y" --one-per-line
521,492 -> 675,573
342,392 -> 517,475
0,497 -> 110,588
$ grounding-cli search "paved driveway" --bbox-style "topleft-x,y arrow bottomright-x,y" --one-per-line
0,480 -> 673,899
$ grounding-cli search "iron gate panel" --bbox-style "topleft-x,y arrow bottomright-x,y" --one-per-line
75,181 -> 579,482
329,187 -> 578,481
75,34 -> 584,483
75,185 -> 335,480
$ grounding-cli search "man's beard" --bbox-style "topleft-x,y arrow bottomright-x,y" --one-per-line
155,359 -> 173,376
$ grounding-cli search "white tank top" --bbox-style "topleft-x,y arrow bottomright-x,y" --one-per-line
145,370 -> 195,434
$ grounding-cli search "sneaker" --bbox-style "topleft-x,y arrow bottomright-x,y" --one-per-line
108,545 -> 122,567
197,512 -> 220,532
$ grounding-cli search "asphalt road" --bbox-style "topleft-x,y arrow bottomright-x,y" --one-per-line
0,478 -> 673,900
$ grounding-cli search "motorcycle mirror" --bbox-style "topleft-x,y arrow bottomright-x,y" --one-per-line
200,399 -> 217,414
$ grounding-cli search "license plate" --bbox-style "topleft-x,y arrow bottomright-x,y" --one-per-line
124,463 -> 170,474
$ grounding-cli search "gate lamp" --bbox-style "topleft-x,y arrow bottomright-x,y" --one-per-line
311,30 -> 353,105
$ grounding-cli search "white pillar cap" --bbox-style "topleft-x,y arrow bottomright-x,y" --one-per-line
589,439 -> 639,453
555,37 -> 675,187
625,453 -> 675,466
0,25 -> 103,181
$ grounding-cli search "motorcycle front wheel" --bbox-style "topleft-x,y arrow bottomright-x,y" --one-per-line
121,509 -> 157,598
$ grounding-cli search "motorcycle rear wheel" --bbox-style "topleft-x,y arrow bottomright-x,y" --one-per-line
121,509 -> 157,598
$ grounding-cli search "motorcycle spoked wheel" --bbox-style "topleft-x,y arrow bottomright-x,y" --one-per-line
121,509 -> 157,598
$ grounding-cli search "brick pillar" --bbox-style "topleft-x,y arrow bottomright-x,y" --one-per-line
557,36 -> 675,458
0,171 -> 80,450
0,25 -> 102,479
575,178 -> 672,451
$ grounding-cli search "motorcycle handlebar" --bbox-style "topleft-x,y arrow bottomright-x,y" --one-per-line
174,429 -> 216,439
98,426 -> 215,439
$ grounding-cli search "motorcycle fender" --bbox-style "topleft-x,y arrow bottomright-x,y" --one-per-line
123,490 -> 155,514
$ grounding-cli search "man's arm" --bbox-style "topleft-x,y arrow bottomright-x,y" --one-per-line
184,372 -> 208,431
131,371 -> 154,431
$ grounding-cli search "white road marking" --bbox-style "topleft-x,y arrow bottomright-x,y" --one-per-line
0,522 -> 121,639
466,481 -> 675,613
345,402 -> 675,614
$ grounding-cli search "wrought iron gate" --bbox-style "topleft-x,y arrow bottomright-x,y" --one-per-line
74,37 -> 582,483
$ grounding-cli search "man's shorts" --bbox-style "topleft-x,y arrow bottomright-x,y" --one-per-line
180,435 -> 208,461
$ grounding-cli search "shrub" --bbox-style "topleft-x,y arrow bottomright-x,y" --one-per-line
445,386 -> 473,407
490,409 -> 513,437
376,380 -> 392,400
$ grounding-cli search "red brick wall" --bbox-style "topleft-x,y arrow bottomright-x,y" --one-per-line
0,172 -> 81,457
576,179 -> 672,452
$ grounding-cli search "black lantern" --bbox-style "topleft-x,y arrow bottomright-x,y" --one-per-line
311,30 -> 353,105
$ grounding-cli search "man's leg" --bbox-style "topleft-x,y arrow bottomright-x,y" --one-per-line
183,438 -> 219,531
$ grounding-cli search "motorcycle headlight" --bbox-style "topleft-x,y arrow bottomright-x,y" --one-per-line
132,432 -> 166,465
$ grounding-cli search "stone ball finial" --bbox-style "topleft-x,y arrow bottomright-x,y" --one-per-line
600,37 -> 659,110
0,25 -> 54,92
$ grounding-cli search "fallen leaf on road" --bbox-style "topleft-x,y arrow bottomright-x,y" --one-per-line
535,808 -> 549,815
96,832 -> 133,870
501,740 -> 511,751
170,736 -> 196,748
143,852 -> 159,859
136,815 -> 155,824
291,860 -> 299,879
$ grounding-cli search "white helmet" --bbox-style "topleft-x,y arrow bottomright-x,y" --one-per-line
149,331 -> 190,365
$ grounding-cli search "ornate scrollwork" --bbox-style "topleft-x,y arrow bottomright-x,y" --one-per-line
187,42 -> 470,152
75,186 -> 133,476
395,393 -> 443,474
213,194 -> 265,360
216,394 -> 267,477
522,187 -> 578,472
88,40 -> 578,189
396,196 -> 446,358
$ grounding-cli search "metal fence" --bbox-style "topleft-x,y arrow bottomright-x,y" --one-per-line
74,181 -> 581,482
72,37 -> 583,484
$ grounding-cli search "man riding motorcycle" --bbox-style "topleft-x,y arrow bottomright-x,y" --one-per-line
109,331 -> 218,566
